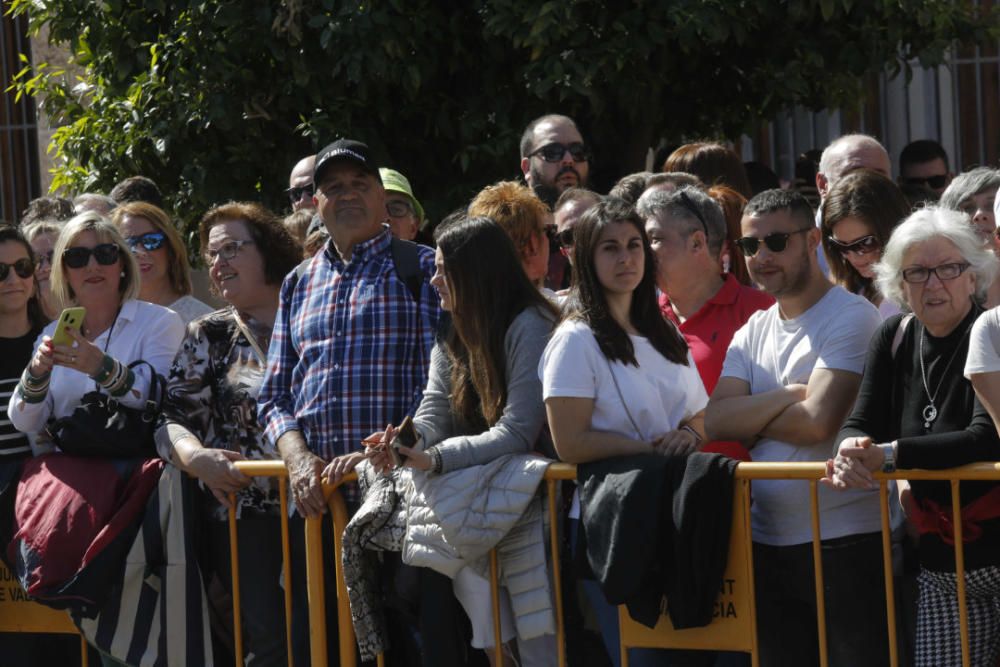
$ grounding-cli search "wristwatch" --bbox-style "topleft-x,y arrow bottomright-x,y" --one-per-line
880,442 -> 897,473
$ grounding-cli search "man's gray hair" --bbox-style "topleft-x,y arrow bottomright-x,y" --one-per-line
875,206 -> 999,309
940,167 -> 1000,211
818,134 -> 888,184
636,185 -> 726,255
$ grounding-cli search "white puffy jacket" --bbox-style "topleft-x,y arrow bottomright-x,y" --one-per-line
403,454 -> 556,640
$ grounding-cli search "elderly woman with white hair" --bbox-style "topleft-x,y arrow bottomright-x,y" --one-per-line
825,207 -> 1000,666
941,167 -> 1000,306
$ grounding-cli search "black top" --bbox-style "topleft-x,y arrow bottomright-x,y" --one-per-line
0,326 -> 41,458
837,304 -> 1000,571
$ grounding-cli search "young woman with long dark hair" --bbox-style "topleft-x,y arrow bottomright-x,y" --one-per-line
540,197 -> 709,667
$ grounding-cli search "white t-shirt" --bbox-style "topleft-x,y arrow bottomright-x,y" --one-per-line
965,306 -> 1000,377
540,319 -> 708,517
720,286 -> 882,546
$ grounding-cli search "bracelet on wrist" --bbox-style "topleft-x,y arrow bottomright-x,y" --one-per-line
428,447 -> 443,474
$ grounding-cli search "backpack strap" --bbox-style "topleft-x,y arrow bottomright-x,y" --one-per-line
389,237 -> 423,304
891,313 -> 914,359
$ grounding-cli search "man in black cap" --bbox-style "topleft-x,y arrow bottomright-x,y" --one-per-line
259,138 -> 448,664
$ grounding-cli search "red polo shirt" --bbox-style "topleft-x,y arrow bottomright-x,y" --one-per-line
660,274 -> 775,460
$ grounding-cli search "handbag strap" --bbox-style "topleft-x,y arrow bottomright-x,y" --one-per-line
605,357 -> 643,440
123,359 -> 166,419
231,309 -> 267,363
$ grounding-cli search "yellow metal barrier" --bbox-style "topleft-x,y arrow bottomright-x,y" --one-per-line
0,561 -> 89,665
221,459 -> 1000,667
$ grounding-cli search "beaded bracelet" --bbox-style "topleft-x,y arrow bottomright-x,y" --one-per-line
18,368 -> 50,404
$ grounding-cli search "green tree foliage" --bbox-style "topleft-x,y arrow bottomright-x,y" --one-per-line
9,0 -> 999,229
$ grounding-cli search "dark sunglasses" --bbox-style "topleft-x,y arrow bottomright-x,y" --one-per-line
125,231 -> 167,253
529,142 -> 591,163
286,183 -> 315,203
63,243 -> 121,269
827,234 -> 880,256
734,228 -> 812,257
0,258 -> 34,281
903,174 -> 948,190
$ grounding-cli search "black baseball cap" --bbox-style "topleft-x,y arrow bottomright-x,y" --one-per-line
313,139 -> 382,186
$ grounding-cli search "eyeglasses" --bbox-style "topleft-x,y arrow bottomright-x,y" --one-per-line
286,184 -> 315,203
827,234 -> 880,257
734,228 -> 812,257
63,244 -> 121,269
901,262 -> 970,284
903,174 -> 948,190
35,251 -> 54,268
529,142 -> 591,163
386,200 -> 414,218
125,231 -> 167,254
543,224 -> 563,249
677,191 -> 709,238
0,258 -> 34,281
204,239 -> 254,264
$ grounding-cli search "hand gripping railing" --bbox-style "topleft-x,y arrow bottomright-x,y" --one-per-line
224,460 -> 1000,667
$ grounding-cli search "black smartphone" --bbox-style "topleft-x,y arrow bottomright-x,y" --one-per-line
389,415 -> 417,466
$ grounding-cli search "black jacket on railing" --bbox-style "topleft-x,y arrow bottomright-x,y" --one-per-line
578,451 -> 738,629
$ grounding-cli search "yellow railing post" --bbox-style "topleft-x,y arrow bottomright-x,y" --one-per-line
879,482 -> 899,667
809,480 -> 829,667
227,497 -> 243,667
547,477 -> 567,667
950,480 -> 971,667
279,481 -> 295,667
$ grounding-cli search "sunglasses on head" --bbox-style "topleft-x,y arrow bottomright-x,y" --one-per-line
734,228 -> 812,257
529,142 -> 591,163
903,174 -> 948,190
286,183 -> 315,203
63,244 -> 121,269
0,258 -> 33,281
827,234 -> 881,256
125,231 -> 167,253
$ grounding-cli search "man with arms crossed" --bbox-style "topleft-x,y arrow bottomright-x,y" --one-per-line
706,189 -> 887,666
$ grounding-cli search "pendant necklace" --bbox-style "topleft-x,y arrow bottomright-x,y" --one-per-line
918,321 -> 970,429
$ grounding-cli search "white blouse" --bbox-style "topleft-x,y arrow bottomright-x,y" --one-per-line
9,299 -> 185,438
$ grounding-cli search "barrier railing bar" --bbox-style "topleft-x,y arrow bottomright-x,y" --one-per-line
878,481 -> 899,667
742,479 -> 759,667
489,550 -> 503,665
305,514 -> 329,667
950,480 -> 971,667
547,477 -> 567,667
228,460 -> 1000,667
279,481 -> 295,667
227,498 -> 243,667
328,485 -> 356,667
809,480 -> 829,667
81,635 -> 89,666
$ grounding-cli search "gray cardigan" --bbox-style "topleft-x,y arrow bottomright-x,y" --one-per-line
413,306 -> 556,473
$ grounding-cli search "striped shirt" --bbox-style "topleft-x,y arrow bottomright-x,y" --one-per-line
258,227 -> 440,461
0,327 -> 41,457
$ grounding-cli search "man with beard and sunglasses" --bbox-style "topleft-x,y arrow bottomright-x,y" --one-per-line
519,114 -> 591,208
286,154 -> 316,212
706,189 -> 888,667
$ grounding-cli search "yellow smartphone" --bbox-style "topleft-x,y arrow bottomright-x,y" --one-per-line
52,307 -> 86,346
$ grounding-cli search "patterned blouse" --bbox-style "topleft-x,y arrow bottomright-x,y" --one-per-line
156,307 -> 280,520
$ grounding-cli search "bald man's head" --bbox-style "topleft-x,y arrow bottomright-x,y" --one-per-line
288,155 -> 316,211
816,135 -> 890,199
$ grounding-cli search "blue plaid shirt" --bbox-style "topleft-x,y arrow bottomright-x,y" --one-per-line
258,227 -> 440,461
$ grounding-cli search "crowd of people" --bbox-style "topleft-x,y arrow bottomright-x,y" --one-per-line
0,114 -> 998,667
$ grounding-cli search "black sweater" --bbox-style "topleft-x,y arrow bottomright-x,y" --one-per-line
837,305 -> 1000,571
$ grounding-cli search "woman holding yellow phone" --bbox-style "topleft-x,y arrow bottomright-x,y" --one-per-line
10,211 -> 184,457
